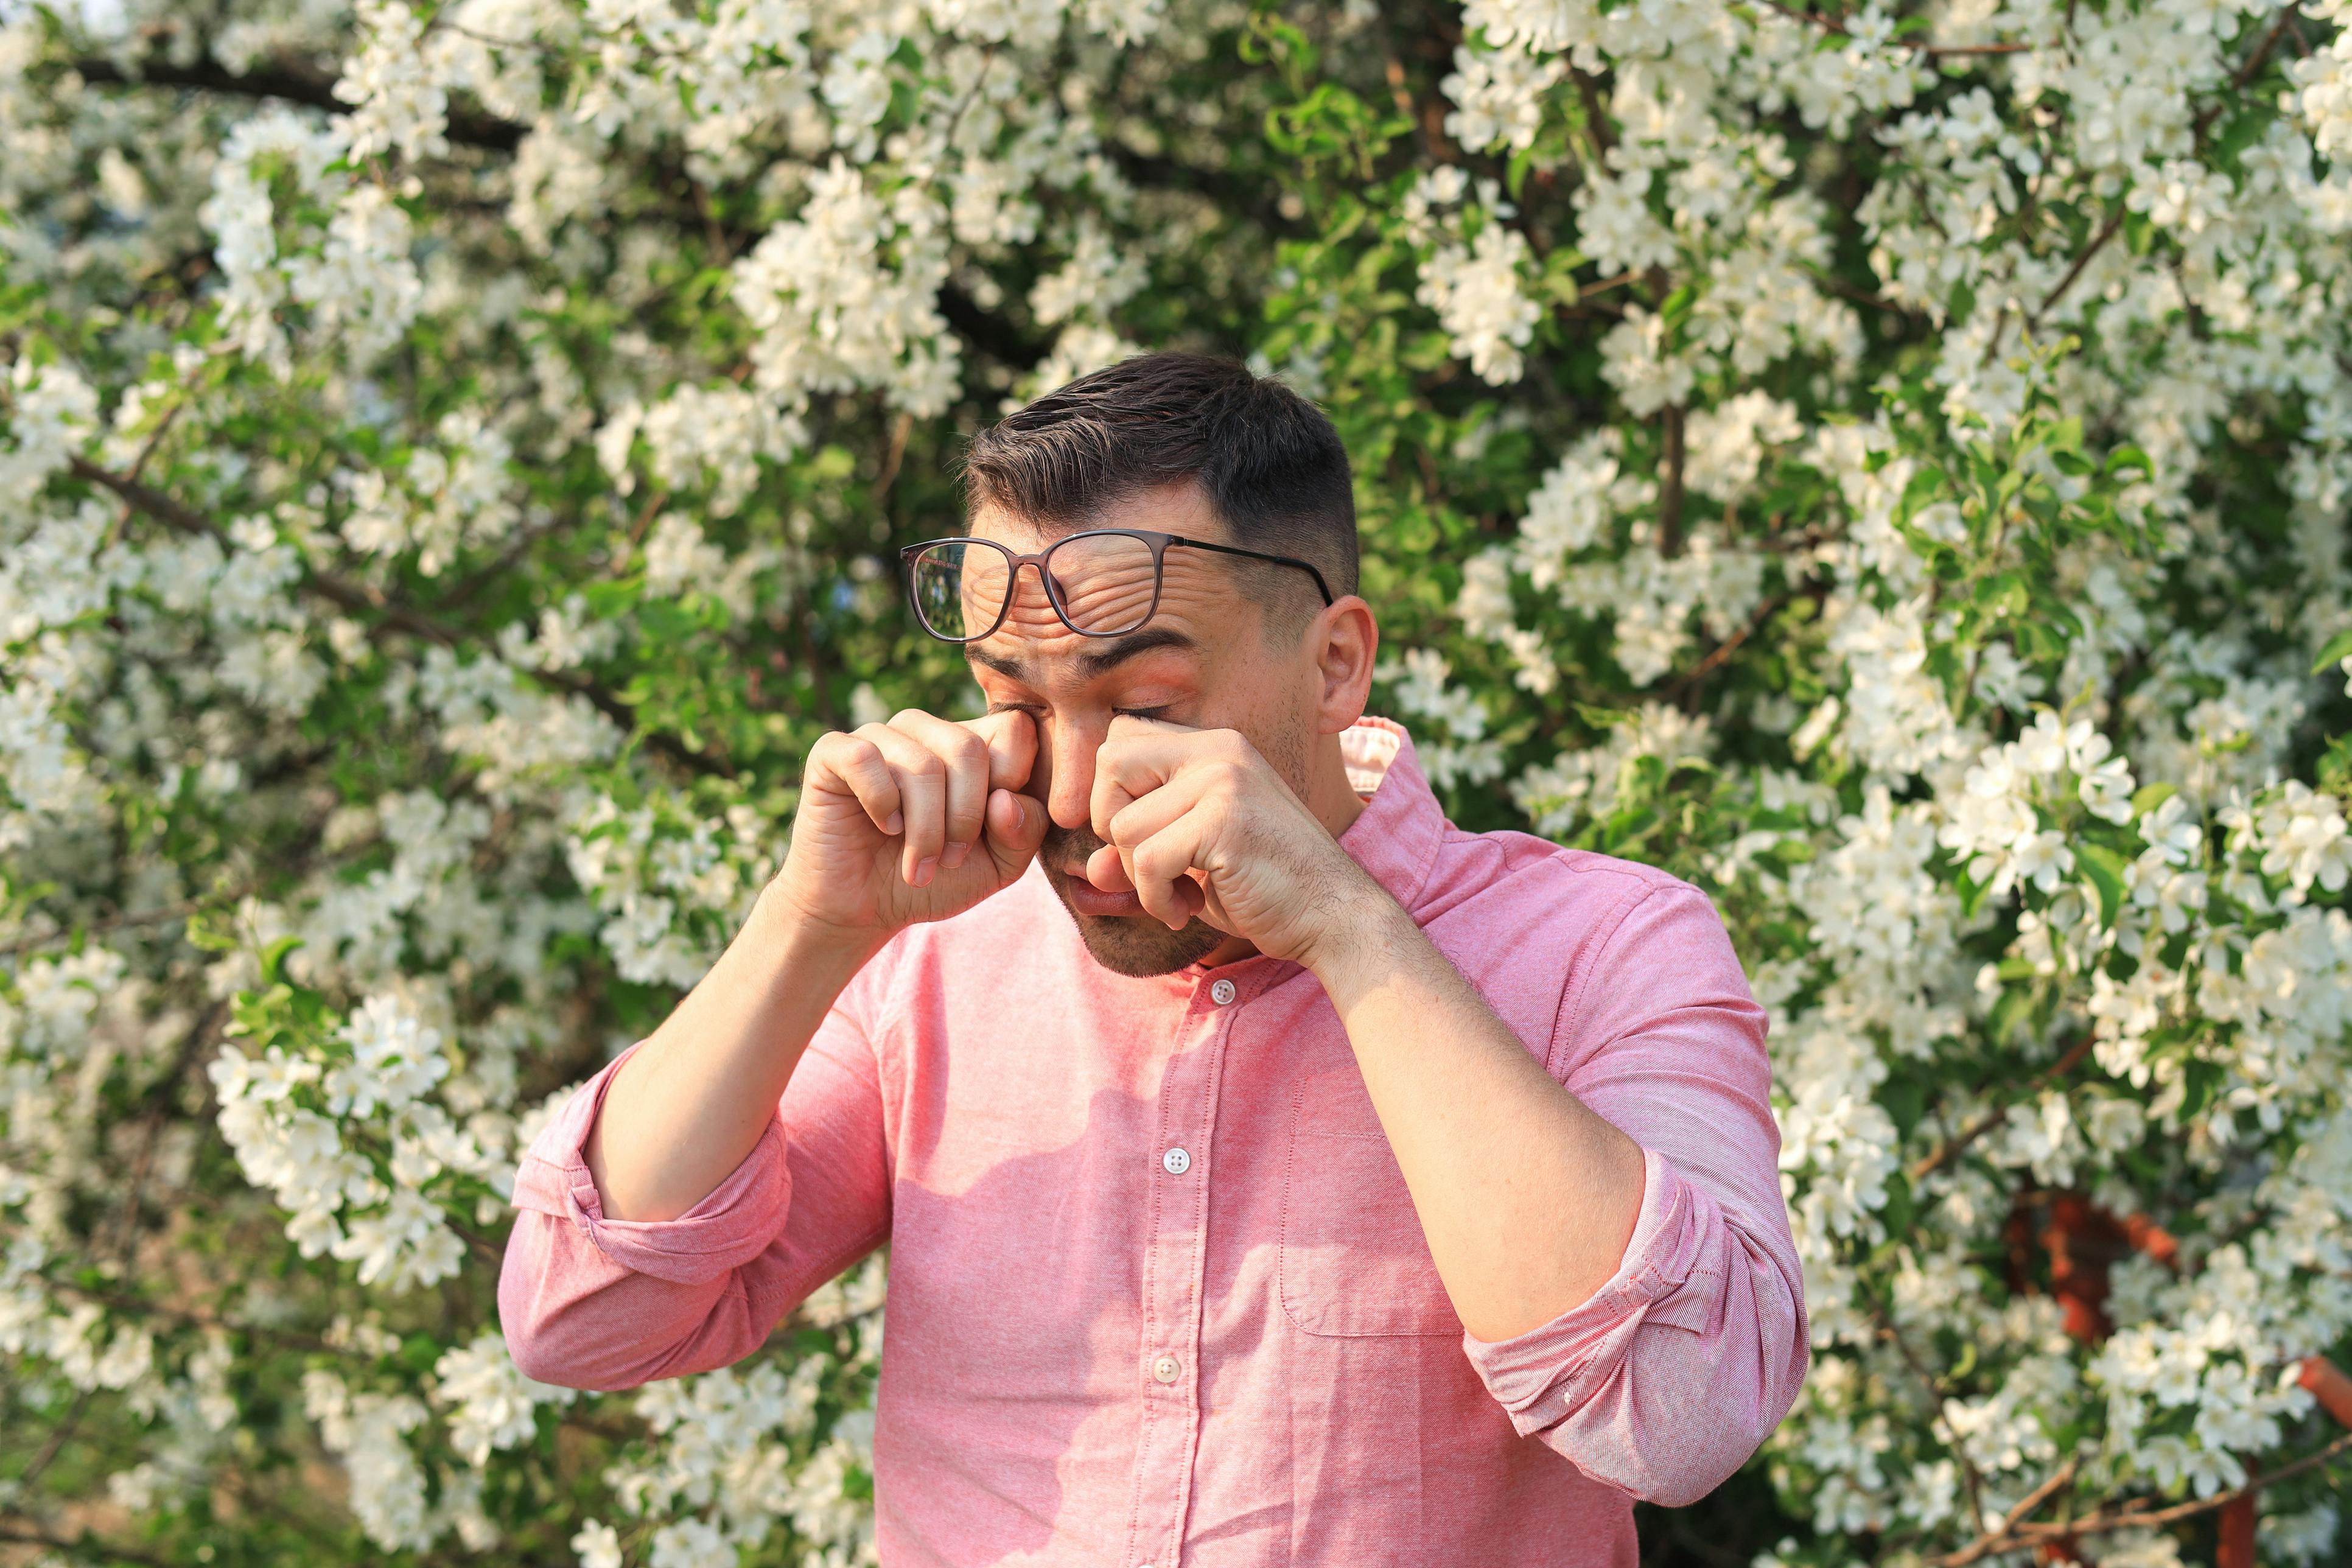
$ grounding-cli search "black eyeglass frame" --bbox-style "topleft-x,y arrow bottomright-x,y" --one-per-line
898,528 -> 1337,645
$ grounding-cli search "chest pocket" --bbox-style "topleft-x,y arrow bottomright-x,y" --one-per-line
1278,1065 -> 1463,1338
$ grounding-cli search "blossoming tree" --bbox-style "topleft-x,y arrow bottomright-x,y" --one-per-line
4,0 -> 2352,1563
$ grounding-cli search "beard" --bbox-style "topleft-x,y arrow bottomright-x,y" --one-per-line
1041,819 -> 1228,977
1041,704 -> 1314,978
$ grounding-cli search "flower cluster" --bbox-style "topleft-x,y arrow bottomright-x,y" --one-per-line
5,0 -> 2352,1563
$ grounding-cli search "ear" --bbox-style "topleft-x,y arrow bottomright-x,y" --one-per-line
1308,596 -> 1379,736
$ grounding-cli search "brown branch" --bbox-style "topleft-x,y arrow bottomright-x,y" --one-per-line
1909,1032 -> 2099,1182
1933,1432 -> 2352,1567
0,893 -> 234,958
19,1389 -> 95,1492
68,457 -> 729,777
873,411 -> 916,511
2193,5 -> 2298,138
1572,68 -> 1615,159
2026,208 -> 2125,332
1665,591 -> 1794,693
0,1522 -> 183,1568
1657,404 -> 1686,559
68,54 -> 525,152
1878,1311 -> 1991,1534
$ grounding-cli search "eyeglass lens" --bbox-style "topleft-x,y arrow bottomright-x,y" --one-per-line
909,534 -> 1161,640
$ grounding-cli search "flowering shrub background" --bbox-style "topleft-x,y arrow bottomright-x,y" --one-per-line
5,0 -> 2352,1563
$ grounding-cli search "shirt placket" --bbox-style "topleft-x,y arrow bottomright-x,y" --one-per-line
1121,968 -> 1244,1568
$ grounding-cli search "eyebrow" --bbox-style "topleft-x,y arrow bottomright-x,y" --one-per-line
963,626 -> 1200,683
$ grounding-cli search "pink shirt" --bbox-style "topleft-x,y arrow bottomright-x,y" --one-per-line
499,716 -> 1807,1567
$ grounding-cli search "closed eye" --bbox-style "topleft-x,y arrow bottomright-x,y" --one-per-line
1114,706 -> 1173,722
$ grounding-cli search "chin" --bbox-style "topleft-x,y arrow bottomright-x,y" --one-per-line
1053,895 -> 1225,977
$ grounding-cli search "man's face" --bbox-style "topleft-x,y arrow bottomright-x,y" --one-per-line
961,483 -> 1320,976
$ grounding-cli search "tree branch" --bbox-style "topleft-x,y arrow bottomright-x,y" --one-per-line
1657,404 -> 1686,558
1909,1032 -> 2098,1183
68,457 -> 729,777
1932,1432 -> 2352,1567
68,54 -> 524,152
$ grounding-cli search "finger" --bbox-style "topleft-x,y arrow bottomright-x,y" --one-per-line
1091,723 -> 1215,844
983,787 -> 1048,877
1085,841 -> 1135,893
1104,766 -> 1214,853
862,724 -> 948,886
892,710 -> 990,872
1129,815 -> 1213,931
970,706 -> 1040,791
809,732 -> 903,838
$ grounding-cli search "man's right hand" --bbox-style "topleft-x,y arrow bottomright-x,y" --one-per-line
768,707 -> 1049,938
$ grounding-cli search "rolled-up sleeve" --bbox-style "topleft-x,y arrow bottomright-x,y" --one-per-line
1460,876 -> 1808,1507
497,1004 -> 892,1392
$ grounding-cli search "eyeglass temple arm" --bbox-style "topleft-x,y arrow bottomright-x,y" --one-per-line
1167,536 -> 1335,605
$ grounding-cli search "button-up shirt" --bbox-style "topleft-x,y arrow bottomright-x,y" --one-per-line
499,716 -> 1808,1568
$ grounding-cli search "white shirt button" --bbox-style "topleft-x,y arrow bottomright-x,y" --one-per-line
1150,1354 -> 1181,1383
1161,1146 -> 1191,1175
1209,978 -> 1236,1005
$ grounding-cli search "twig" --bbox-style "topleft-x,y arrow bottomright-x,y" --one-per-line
0,1522 -> 181,1568
2192,4 -> 2298,138
1878,1311 -> 1991,1534
1932,1432 -> 2352,1566
68,458 -> 730,777
68,54 -> 524,152
873,411 -> 916,511
2026,209 -> 2124,332
0,894 -> 233,958
1657,405 -> 1686,559
1909,1033 -> 2098,1182
19,1388 -> 95,1491
1666,592 -> 1794,693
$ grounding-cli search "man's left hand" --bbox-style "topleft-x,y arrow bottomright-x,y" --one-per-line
1085,715 -> 1383,966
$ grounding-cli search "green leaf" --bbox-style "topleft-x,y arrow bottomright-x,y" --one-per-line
2179,1058 -> 2225,1121
2308,627 -> 2352,676
259,935 -> 306,985
2079,842 -> 2127,928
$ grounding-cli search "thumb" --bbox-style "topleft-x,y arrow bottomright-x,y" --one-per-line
983,787 -> 1047,875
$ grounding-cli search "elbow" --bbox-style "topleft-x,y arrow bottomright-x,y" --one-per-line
1643,1312 -> 1810,1506
503,1325 -> 585,1391
495,1228 -> 646,1394
1634,1421 -> 1776,1508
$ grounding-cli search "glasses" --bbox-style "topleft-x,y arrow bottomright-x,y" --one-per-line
900,528 -> 1335,643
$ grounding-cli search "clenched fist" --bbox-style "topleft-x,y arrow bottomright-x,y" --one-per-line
769,707 -> 1049,938
1083,715 -> 1386,967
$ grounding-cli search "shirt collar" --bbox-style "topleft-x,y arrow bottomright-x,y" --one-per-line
1332,714 -> 1445,918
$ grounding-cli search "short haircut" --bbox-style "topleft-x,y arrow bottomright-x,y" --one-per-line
953,351 -> 1359,641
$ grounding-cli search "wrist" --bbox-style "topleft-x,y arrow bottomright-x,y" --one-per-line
750,878 -> 893,977
1296,871 -> 1423,1006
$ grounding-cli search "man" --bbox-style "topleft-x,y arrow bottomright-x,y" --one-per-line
499,352 -> 1808,1567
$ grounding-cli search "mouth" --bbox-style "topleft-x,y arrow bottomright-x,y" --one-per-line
1053,861 -> 1146,919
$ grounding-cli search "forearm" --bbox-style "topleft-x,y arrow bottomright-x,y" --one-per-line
584,884 -> 885,1222
1307,895 -> 1647,1343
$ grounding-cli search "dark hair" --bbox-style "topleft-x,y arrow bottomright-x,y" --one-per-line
954,351 -> 1359,637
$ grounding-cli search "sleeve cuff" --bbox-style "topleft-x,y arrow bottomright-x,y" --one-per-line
509,1040 -> 792,1286
1459,1146 -> 1723,1437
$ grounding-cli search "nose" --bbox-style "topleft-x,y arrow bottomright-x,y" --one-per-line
1040,712 -> 1104,832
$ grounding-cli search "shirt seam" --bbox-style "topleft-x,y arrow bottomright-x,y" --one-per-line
1548,877 -> 1685,1079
